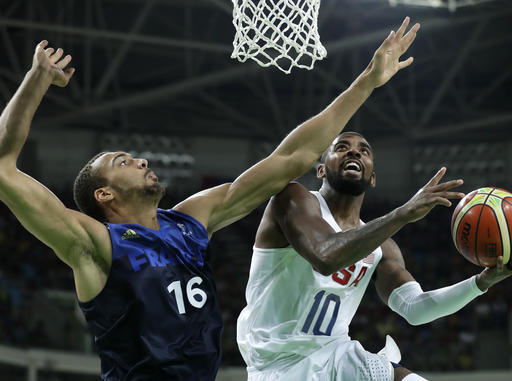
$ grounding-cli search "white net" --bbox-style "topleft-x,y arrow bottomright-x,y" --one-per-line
231,0 -> 327,74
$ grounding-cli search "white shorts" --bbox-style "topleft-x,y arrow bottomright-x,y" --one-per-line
247,339 -> 393,381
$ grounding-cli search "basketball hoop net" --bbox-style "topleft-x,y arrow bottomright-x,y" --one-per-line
231,0 -> 327,74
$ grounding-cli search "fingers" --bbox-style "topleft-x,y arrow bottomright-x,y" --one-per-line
396,16 -> 410,39
430,191 -> 465,200
432,197 -> 452,208
64,67 -> 76,79
398,57 -> 414,70
49,48 -> 64,63
428,179 -> 464,192
400,23 -> 420,53
56,54 -> 72,69
39,42 -> 73,68
497,256 -> 504,272
36,40 -> 48,52
424,167 -> 447,187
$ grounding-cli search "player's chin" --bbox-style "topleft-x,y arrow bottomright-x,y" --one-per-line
340,170 -> 363,181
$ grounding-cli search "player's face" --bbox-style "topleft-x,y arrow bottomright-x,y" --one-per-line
94,151 -> 165,202
319,134 -> 375,196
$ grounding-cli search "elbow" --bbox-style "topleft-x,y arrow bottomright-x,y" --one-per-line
314,263 -> 335,276
313,250 -> 344,276
403,314 -> 428,326
313,244 -> 355,276
406,317 -> 422,326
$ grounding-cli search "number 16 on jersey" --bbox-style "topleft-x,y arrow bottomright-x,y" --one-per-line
167,276 -> 207,314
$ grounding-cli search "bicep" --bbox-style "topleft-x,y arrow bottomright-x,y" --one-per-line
0,167 -> 103,266
273,185 -> 337,271
176,153 -> 311,234
375,238 -> 415,305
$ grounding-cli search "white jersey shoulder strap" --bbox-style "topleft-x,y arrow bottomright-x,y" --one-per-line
311,191 -> 365,231
311,191 -> 341,232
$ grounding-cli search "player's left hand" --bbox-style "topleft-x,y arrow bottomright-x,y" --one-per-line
32,40 -> 75,87
364,17 -> 420,88
475,256 -> 512,291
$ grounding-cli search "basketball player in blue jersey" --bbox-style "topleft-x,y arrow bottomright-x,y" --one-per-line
0,17 -> 420,380
237,131 -> 512,381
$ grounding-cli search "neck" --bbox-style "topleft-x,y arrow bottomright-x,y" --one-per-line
318,184 -> 364,229
106,199 -> 160,230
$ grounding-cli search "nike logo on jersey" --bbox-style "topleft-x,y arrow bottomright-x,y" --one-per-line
177,223 -> 193,237
121,229 -> 140,240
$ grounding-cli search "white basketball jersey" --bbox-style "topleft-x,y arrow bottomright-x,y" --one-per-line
237,191 -> 383,371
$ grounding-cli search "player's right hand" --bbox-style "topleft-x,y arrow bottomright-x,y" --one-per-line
397,167 -> 465,223
364,16 -> 420,88
32,40 -> 75,87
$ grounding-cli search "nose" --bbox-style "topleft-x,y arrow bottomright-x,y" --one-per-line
137,159 -> 148,169
346,147 -> 361,158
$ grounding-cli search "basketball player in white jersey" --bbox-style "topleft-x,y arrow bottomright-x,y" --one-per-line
237,131 -> 512,380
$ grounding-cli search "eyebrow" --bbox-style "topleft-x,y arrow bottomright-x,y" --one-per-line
111,153 -> 128,166
360,142 -> 372,151
334,140 -> 373,152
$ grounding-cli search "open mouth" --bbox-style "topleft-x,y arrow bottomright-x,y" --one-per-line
343,160 -> 362,172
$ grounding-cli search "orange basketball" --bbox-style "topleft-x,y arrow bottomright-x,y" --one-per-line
451,187 -> 512,267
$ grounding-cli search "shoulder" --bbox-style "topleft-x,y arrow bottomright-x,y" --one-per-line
255,182 -> 317,248
172,183 -> 232,230
66,209 -> 111,264
380,237 -> 401,257
271,182 -> 319,213
158,208 -> 209,239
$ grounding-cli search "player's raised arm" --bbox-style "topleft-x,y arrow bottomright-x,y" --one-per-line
175,17 -> 421,234
0,41 -> 109,279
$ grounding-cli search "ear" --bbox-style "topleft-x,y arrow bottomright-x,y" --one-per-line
94,187 -> 114,205
370,172 -> 376,188
317,163 -> 326,179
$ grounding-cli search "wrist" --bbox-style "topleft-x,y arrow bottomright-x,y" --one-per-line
351,72 -> 376,96
475,273 -> 492,292
27,66 -> 53,85
393,205 -> 411,226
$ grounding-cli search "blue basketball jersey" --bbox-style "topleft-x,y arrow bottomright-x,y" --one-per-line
78,208 -> 222,381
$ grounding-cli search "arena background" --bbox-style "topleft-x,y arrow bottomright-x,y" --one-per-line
1,0 -> 512,379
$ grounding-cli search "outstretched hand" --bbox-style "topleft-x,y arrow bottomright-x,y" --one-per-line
399,167 -> 465,224
32,40 -> 75,87
476,256 -> 512,291
365,17 -> 420,88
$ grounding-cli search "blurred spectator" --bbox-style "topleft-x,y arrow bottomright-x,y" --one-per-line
1,188 -> 511,373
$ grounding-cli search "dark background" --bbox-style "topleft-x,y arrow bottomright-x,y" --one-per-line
1,0 -> 512,378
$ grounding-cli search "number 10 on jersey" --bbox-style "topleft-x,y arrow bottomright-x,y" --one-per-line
301,291 -> 340,336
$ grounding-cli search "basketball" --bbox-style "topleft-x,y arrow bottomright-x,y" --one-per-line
451,187 -> 512,267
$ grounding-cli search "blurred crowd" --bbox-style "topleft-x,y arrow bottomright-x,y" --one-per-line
0,185 -> 511,376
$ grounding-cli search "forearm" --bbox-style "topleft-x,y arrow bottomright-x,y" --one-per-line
388,276 -> 485,326
274,73 -> 375,174
0,67 -> 52,164
316,207 -> 407,273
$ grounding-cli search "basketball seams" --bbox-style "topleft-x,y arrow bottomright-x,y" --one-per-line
490,188 -> 510,264
454,205 -> 480,265
501,200 -> 512,264
484,200 -> 504,266
451,193 -> 485,254
474,191 -> 498,266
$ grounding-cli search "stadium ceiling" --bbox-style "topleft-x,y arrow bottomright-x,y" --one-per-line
0,0 -> 511,144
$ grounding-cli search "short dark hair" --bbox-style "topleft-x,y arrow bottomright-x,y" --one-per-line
73,152 -> 109,222
319,131 -> 367,163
